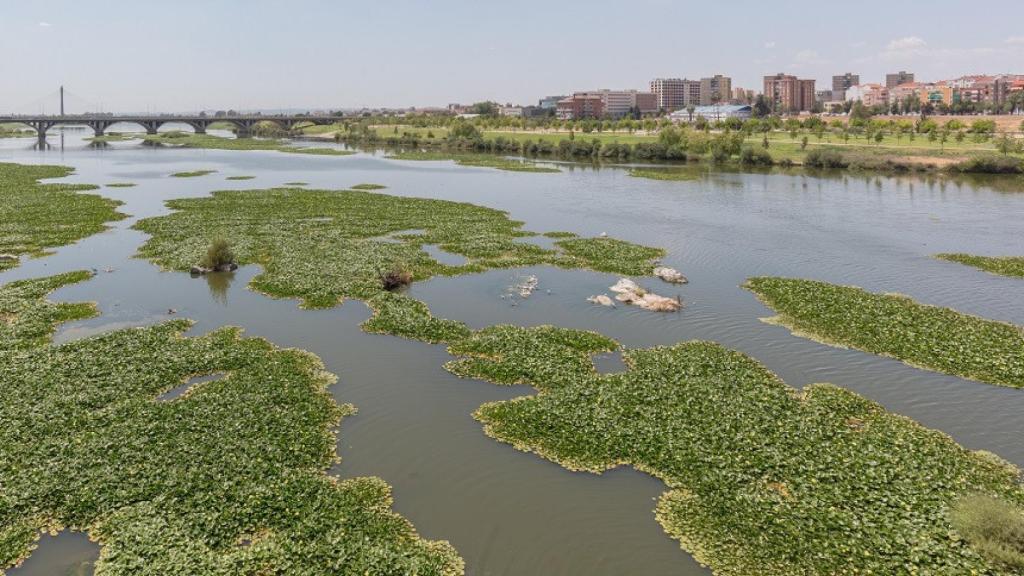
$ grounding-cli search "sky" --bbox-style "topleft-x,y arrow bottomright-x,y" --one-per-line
2,0 -> 1023,113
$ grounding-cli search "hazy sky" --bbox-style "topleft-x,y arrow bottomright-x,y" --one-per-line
2,0 -> 1022,113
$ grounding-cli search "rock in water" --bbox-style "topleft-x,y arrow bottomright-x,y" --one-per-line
587,294 -> 615,307
609,278 -> 681,312
654,266 -> 687,284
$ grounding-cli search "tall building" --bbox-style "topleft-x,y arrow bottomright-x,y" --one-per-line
831,73 -> 860,101
699,75 -> 732,105
885,71 -> 915,89
845,84 -> 889,107
649,78 -> 701,111
763,73 -> 816,112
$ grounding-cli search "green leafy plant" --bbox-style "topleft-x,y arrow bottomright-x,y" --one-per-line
745,277 -> 1024,388
198,237 -> 236,269
937,253 -> 1024,278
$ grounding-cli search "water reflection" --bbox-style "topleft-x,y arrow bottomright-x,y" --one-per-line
205,271 -> 235,305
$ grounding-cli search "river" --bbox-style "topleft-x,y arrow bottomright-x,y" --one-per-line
3,127 -> 1024,576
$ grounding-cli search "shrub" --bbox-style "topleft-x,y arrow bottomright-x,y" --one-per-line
804,148 -> 848,169
199,238 -> 235,269
378,265 -> 413,291
951,154 -> 1023,174
951,494 -> 1024,570
738,146 -> 773,166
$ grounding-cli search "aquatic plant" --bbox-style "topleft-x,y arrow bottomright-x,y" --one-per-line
351,183 -> 387,190
0,163 -> 125,271
134,187 -> 661,315
142,133 -> 356,157
627,168 -> 702,181
105,182 -> 137,188
387,151 -> 560,173
0,273 -> 462,575
937,253 -> 1024,278
225,175 -> 255,181
280,146 -> 356,156
744,277 -> 1024,388
444,325 -> 1024,575
542,231 -> 577,238
170,169 -> 216,178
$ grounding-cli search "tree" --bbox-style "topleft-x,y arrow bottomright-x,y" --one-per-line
752,95 -> 771,118
800,136 -> 809,150
686,105 -> 696,123
996,133 -> 1014,156
762,134 -> 770,149
874,131 -> 884,144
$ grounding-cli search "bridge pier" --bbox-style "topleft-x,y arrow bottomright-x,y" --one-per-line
141,121 -> 162,135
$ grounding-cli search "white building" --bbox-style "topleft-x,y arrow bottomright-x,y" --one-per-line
670,104 -> 752,122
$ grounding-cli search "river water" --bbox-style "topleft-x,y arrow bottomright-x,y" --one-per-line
3,129 -> 1024,576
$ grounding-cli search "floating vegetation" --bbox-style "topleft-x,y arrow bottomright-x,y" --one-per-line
351,183 -> 387,190
284,181 -> 308,186
745,277 -> 1024,388
628,168 -> 702,181
555,237 -> 666,276
133,187 -> 660,320
0,273 -> 462,575
170,169 -> 216,178
542,231 -> 577,238
0,163 -> 125,271
387,151 -> 561,173
444,325 -> 1024,575
937,253 -> 1024,279
280,146 -> 356,156
225,175 -> 255,181
105,182 -> 137,188
87,133 -> 138,143
142,133 -> 354,157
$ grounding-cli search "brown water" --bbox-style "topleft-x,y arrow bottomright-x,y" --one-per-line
3,130 -> 1024,575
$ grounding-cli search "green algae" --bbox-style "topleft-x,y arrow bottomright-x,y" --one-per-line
937,253 -> 1024,279
745,277 -> 1024,388
0,163 -> 125,271
0,273 -> 462,575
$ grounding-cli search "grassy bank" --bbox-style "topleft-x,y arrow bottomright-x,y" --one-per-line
937,253 -> 1024,278
0,272 -> 462,575
745,277 -> 1024,388
0,163 -> 125,271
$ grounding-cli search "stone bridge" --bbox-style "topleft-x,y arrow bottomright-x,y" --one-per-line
0,114 -> 344,144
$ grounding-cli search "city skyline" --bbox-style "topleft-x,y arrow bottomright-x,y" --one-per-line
2,0 -> 1024,113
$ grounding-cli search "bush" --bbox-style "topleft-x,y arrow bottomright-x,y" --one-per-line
950,494 -> 1024,570
199,238 -> 235,269
804,148 -> 848,169
951,154 -> 1023,174
379,265 -> 413,291
738,146 -> 773,166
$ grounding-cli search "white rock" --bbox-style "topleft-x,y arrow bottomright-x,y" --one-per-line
654,266 -> 687,284
608,278 -> 681,312
587,294 -> 615,307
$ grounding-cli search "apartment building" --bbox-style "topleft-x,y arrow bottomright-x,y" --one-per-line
699,75 -> 732,105
845,84 -> 889,107
763,73 -> 816,113
885,71 -> 915,89
556,94 -> 605,120
650,78 -> 701,111
831,73 -> 860,101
